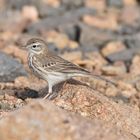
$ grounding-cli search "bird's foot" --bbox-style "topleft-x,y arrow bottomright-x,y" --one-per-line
43,92 -> 58,100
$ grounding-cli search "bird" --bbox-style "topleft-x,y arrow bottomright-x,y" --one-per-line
25,38 -> 116,99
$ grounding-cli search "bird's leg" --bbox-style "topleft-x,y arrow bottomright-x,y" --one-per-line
43,83 -> 53,99
43,83 -> 59,100
47,91 -> 58,100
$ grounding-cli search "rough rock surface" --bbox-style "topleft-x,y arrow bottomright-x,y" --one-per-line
51,80 -> 140,138
0,100 -> 137,140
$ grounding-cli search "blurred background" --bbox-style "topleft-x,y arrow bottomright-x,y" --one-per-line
0,0 -> 140,77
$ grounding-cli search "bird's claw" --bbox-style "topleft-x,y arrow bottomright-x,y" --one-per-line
43,92 -> 58,100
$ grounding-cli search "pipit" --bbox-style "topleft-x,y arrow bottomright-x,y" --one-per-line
26,38 -> 116,99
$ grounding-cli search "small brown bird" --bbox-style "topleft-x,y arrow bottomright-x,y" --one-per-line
26,38 -> 116,99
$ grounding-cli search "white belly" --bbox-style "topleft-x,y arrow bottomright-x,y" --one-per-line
44,72 -> 69,85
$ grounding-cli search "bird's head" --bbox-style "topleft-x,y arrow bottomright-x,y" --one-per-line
26,38 -> 49,54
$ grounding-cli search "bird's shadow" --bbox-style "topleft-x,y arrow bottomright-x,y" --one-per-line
15,79 -> 91,100
15,87 -> 39,100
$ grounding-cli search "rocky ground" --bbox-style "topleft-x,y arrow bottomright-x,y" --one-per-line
0,0 -> 140,140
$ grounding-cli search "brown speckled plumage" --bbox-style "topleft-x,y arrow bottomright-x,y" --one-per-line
26,38 -> 116,99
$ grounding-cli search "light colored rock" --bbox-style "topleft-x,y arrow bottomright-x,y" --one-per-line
101,41 -> 126,57
101,62 -> 126,76
130,55 -> 140,75
83,13 -> 118,30
0,100 -> 137,140
14,75 -> 46,91
105,86 -> 118,97
136,81 -> 140,92
22,6 -> 39,22
85,52 -> 108,68
117,81 -> 137,98
43,0 -> 60,7
123,0 -> 137,6
49,79 -> 140,138
61,51 -> 82,62
2,45 -> 27,64
84,0 -> 106,11
45,30 -> 78,49
68,41 -> 79,49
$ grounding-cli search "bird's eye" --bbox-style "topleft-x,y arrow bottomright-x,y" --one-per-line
32,45 -> 37,48
31,44 -> 41,52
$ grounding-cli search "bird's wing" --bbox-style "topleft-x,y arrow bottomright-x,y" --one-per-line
33,53 -> 90,75
32,53 -> 117,86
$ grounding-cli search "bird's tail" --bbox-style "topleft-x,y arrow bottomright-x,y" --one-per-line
75,72 -> 117,86
90,74 -> 117,86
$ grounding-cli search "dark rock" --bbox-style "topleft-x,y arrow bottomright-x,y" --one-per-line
5,0 -> 41,10
5,0 -> 65,18
26,7 -> 96,34
15,88 -> 39,100
106,48 -> 140,62
0,52 -> 27,82
106,49 -> 132,62
117,24 -> 140,35
0,102 -> 11,110
62,0 -> 84,9
79,23 -> 116,47
106,0 -> 124,8
125,32 -> 140,48
61,47 -> 80,55
39,6 -> 66,18
58,24 -> 81,41
47,43 -> 61,54
80,44 -> 99,53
